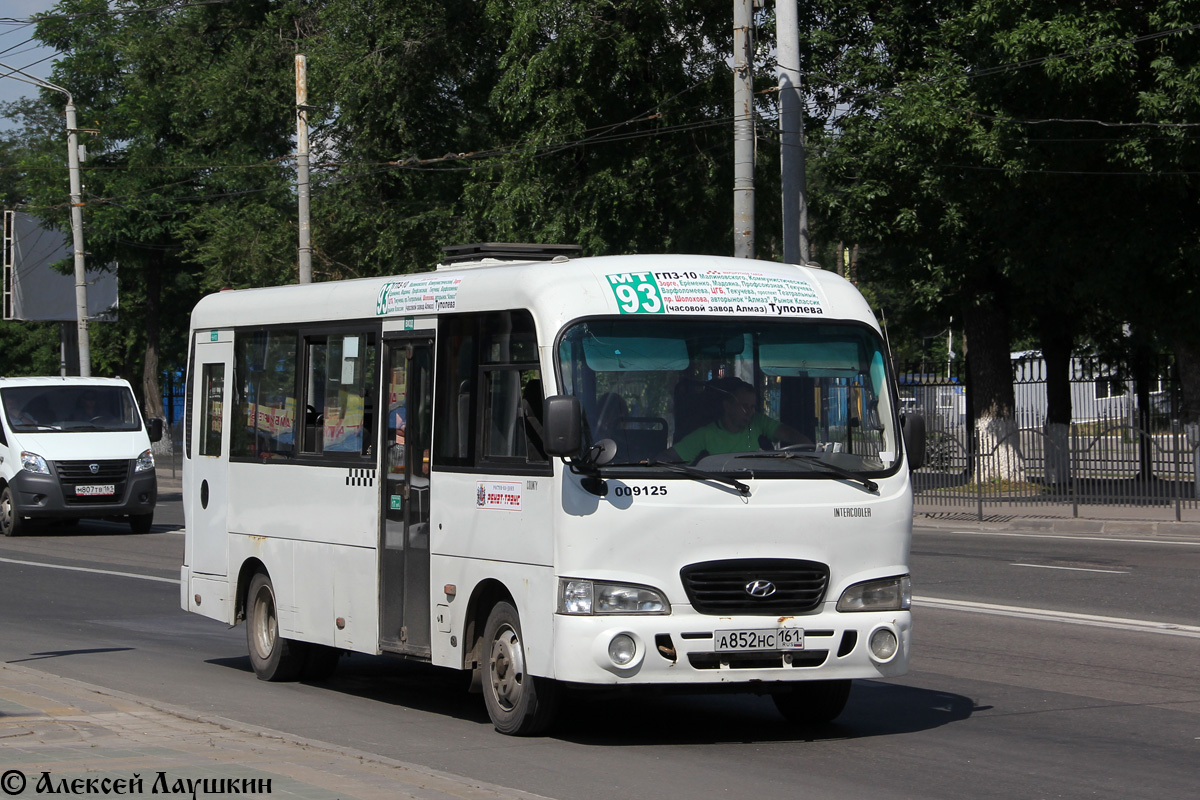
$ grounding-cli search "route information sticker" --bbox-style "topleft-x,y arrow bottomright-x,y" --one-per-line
376,276 -> 463,316
605,269 -> 825,316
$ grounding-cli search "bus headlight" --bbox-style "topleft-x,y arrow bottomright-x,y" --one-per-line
836,575 -> 911,612
558,579 -> 670,615
134,449 -> 155,472
20,451 -> 49,474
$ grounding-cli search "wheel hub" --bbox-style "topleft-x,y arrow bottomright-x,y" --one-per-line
488,625 -> 525,711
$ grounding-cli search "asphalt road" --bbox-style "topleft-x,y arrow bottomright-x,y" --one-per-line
0,494 -> 1196,800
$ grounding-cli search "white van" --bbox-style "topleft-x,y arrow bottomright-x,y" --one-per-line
0,377 -> 162,536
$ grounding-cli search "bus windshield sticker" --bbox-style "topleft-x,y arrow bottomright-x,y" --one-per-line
607,269 -> 825,316
376,276 -> 463,316
476,481 -> 522,511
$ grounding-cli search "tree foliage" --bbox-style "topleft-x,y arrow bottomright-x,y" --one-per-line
3,0 -> 1200,429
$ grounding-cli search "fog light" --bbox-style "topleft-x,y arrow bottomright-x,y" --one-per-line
608,633 -> 637,666
869,627 -> 899,662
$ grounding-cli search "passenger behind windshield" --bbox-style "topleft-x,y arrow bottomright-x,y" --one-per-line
666,377 -> 808,463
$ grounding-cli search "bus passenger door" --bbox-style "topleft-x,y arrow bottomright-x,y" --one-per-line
379,336 -> 434,655
187,334 -> 233,577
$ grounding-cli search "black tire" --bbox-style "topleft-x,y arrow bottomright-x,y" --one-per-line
1,486 -> 27,537
129,512 -> 154,534
245,572 -> 308,681
481,601 -> 560,735
303,644 -> 342,682
772,679 -> 852,724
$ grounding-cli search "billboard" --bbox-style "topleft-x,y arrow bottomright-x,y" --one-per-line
3,209 -> 118,322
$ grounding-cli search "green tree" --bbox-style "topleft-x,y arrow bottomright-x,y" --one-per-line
803,1 -> 1200,474
8,0 -> 304,411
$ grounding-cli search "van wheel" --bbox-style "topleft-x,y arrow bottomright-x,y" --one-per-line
246,572 -> 307,681
1,487 -> 26,537
481,601 -> 560,735
772,679 -> 852,724
129,513 -> 153,534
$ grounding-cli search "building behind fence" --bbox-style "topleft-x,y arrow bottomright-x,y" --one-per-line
902,354 -> 1200,521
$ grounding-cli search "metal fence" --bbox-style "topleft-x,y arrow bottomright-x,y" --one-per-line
902,356 -> 1200,521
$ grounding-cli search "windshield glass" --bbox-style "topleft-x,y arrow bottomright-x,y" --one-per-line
557,319 -> 899,475
1,385 -> 143,433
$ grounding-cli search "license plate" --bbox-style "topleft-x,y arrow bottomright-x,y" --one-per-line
714,627 -> 805,652
75,484 -> 115,497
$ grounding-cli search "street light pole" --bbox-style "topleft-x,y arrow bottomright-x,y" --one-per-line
0,61 -> 91,376
732,0 -> 755,258
295,54 -> 313,284
64,100 -> 91,376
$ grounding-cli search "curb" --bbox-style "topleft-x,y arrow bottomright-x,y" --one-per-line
0,662 -> 551,800
914,512 -> 1200,540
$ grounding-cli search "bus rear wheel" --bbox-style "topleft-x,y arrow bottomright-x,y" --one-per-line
772,679 -> 852,724
246,572 -> 307,681
481,601 -> 560,736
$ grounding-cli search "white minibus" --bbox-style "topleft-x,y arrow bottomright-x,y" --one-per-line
0,376 -> 162,535
181,247 -> 924,735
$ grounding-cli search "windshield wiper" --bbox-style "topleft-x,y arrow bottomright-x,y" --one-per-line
737,450 -> 878,492
644,459 -> 751,496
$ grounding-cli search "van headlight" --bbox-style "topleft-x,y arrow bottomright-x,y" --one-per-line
20,451 -> 49,474
836,575 -> 911,612
134,449 -> 155,472
558,579 -> 670,615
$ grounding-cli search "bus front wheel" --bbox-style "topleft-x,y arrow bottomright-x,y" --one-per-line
246,572 -> 307,681
481,601 -> 560,735
772,679 -> 852,724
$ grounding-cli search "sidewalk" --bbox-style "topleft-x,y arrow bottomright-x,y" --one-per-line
0,663 -> 545,800
914,500 -> 1200,540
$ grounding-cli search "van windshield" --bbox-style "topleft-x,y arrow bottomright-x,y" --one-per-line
557,319 -> 899,476
1,385 -> 143,433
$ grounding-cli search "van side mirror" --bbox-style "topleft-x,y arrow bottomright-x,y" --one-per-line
543,395 -> 582,457
147,417 -> 164,444
901,413 -> 925,470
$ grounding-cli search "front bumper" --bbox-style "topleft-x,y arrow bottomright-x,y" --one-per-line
8,467 -> 157,520
551,605 -> 911,685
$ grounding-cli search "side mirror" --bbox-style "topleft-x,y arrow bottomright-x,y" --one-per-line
147,417 -> 164,444
543,395 -> 582,457
901,413 -> 926,470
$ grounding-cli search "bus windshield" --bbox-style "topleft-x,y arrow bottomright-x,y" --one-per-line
557,318 -> 899,475
1,385 -> 143,433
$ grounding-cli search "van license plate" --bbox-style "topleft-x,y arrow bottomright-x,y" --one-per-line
76,484 -> 115,497
715,628 -> 805,652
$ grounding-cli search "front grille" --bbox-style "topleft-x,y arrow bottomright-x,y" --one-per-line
56,459 -> 132,505
680,558 -> 829,615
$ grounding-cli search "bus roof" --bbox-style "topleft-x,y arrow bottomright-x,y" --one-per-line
188,254 -> 879,337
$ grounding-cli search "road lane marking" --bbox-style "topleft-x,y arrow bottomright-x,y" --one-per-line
1011,563 -> 1130,574
0,556 -> 178,584
915,595 -> 1200,639
914,528 -> 1200,547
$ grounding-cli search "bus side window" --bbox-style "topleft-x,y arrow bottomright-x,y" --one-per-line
434,310 -> 547,469
302,331 -> 377,459
232,330 -> 298,460
434,317 -> 475,466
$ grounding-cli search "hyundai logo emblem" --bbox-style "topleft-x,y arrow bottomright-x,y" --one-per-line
745,579 -> 776,598
89,463 -> 100,475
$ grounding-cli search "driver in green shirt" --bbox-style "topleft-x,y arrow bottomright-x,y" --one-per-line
667,378 -> 807,463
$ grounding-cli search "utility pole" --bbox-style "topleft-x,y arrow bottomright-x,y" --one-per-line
733,0 -> 755,258
777,0 -> 808,265
296,54 -> 313,284
0,62 -> 91,375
